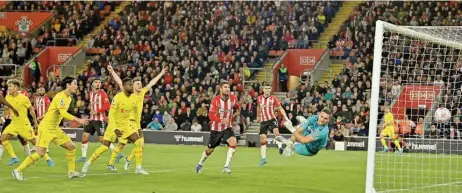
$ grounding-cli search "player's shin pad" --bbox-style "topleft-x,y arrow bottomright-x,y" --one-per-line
283,120 -> 296,133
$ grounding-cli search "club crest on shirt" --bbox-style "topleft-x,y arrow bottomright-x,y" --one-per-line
312,130 -> 318,136
60,99 -> 65,107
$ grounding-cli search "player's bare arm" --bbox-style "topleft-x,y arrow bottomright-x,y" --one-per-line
28,106 -> 39,129
144,67 -> 168,90
0,94 -> 19,116
278,106 -> 289,121
256,104 -> 261,122
107,65 -> 124,91
232,108 -> 240,119
59,108 -> 88,125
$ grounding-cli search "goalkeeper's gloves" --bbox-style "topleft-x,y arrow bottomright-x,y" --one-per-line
296,116 -> 307,124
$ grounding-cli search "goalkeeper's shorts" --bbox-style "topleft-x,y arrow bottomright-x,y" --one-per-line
294,142 -> 318,156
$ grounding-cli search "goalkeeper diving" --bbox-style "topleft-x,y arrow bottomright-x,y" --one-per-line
275,108 -> 332,157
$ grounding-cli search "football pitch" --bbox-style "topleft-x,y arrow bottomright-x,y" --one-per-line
0,143 -> 460,193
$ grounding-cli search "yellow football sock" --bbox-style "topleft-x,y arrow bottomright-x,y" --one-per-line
127,149 -> 135,162
108,146 -> 121,165
43,153 -> 51,161
17,152 -> 41,172
89,145 -> 109,164
66,149 -> 76,173
393,139 -> 402,151
128,138 -> 144,162
380,138 -> 387,148
2,140 -> 17,158
134,139 -> 143,168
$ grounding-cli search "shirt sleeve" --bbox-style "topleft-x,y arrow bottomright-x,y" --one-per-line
233,97 -> 240,110
303,115 -> 317,129
24,96 -> 32,109
208,98 -> 221,122
98,91 -> 111,113
273,96 -> 281,108
108,96 -> 118,124
141,87 -> 148,96
57,95 -> 75,121
45,97 -> 51,111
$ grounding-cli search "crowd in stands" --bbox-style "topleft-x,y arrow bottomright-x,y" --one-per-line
68,1 -> 339,133
0,1 -> 118,76
7,1 -> 460,141
318,1 -> 461,141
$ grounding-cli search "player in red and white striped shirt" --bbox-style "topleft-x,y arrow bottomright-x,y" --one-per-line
34,87 -> 50,122
0,88 -> 28,158
196,82 -> 240,174
256,83 -> 289,166
78,78 -> 115,162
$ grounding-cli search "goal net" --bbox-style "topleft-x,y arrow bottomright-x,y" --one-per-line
366,21 -> 462,193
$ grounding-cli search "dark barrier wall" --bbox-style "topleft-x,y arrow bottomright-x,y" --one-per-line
245,133 -> 292,147
62,129 -> 460,155
344,136 -> 447,154
246,133 -> 461,154
62,128 -> 209,146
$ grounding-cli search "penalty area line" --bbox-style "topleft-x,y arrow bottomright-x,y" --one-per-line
0,164 -> 284,181
377,181 -> 462,193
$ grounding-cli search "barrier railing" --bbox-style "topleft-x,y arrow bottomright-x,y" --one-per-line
242,67 -> 273,88
46,38 -> 78,46
299,68 -> 333,84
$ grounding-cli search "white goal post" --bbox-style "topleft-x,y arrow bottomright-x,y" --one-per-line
366,20 -> 462,193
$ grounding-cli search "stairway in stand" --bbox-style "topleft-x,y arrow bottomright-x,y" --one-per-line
315,1 -> 362,84
312,1 -> 362,49
76,1 -> 131,73
255,62 -> 275,83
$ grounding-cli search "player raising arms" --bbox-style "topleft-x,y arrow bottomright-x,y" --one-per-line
82,78 -> 147,175
106,65 -> 167,171
276,108 -> 332,157
12,77 -> 89,180
0,80 -> 54,166
256,83 -> 289,166
195,81 -> 240,174
380,107 -> 402,154
78,78 -> 122,162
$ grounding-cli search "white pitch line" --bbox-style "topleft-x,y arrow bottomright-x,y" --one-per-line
378,181 -> 462,193
0,164 -> 283,181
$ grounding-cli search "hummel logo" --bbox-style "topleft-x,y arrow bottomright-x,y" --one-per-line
174,135 -> 182,142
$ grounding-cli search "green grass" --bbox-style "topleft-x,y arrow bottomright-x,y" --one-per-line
0,143 -> 461,193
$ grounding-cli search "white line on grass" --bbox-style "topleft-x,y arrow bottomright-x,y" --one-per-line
0,164 -> 284,181
378,181 -> 462,193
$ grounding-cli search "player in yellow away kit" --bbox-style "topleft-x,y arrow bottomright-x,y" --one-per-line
1,79 -> 54,167
107,64 -> 167,170
12,77 -> 89,180
380,107 -> 403,154
82,78 -> 147,175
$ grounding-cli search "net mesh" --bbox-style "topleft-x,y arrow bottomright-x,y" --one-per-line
374,25 -> 462,193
